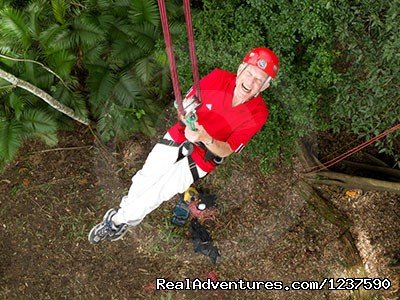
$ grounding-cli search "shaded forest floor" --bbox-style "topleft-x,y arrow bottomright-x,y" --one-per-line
0,125 -> 399,300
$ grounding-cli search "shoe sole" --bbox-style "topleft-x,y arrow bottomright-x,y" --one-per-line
88,208 -> 118,244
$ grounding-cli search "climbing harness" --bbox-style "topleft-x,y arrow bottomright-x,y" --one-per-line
157,0 -> 201,131
159,138 -> 199,181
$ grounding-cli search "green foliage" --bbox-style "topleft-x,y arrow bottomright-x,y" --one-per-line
1,0 -> 397,171
329,0 -> 400,167
0,7 -> 32,49
174,0 -> 399,171
130,0 -> 160,26
0,119 -> 23,164
0,0 -> 183,169
21,109 -> 58,145
0,80 -> 58,167
0,0 -> 79,168
80,0 -> 183,141
51,0 -> 67,24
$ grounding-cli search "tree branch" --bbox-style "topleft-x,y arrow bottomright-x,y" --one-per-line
0,68 -> 90,125
0,54 -> 68,89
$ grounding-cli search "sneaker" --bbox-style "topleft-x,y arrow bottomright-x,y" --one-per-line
88,208 -> 129,244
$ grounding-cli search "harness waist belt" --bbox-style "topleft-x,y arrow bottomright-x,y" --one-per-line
197,142 -> 223,165
159,139 -> 181,147
158,139 -> 223,165
159,139 -> 200,182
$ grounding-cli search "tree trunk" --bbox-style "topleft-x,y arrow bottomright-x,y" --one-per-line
305,170 -> 400,193
0,68 -> 90,125
297,180 -> 362,266
299,141 -> 400,194
297,180 -> 351,229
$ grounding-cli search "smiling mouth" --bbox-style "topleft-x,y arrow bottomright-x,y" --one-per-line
241,83 -> 251,93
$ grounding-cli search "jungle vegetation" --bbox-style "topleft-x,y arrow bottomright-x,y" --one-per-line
0,0 -> 399,172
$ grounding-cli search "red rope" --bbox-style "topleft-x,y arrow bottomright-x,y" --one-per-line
157,0 -> 184,115
183,0 -> 202,101
305,123 -> 400,173
158,0 -> 202,115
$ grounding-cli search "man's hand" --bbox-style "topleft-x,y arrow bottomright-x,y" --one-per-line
184,122 -> 234,158
184,122 -> 211,144
177,111 -> 186,123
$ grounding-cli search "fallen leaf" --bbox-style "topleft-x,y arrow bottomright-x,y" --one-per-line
22,179 -> 30,187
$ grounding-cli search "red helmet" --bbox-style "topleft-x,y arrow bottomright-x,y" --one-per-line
243,47 -> 279,79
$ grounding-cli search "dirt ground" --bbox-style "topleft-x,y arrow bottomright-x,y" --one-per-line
0,125 -> 399,300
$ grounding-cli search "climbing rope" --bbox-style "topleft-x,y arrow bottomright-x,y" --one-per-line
304,123 -> 400,173
157,0 -> 202,118
157,0 -> 183,115
183,0 -> 201,102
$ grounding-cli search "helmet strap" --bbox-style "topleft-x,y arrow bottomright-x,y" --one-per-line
253,76 -> 272,98
237,63 -> 249,78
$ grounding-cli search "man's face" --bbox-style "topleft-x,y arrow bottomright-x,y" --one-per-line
234,64 -> 270,103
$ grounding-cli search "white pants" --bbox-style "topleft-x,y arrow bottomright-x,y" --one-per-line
112,133 -> 208,226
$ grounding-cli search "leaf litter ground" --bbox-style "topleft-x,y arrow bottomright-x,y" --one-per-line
0,125 -> 398,300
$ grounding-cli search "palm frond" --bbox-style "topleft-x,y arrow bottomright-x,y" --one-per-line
21,108 -> 58,146
85,12 -> 115,33
7,93 -> 25,120
70,16 -> 105,48
51,0 -> 67,24
82,43 -> 106,64
109,19 -> 132,40
129,0 -> 160,26
20,61 -> 55,90
67,93 -> 88,121
0,45 -> 14,55
32,130 -> 58,145
38,23 -> 71,50
107,20 -> 140,64
165,0 -> 183,19
45,49 -> 76,78
0,7 -> 31,48
0,84 -> 15,97
1,52 -> 70,87
130,23 -> 159,52
87,66 -> 117,108
135,56 -> 155,83
151,49 -> 171,95
86,0 -> 112,11
112,0 -> 131,19
169,21 -> 185,36
96,103 -> 115,142
138,114 -> 156,136
113,0 -> 131,9
53,84 -> 88,120
112,72 -> 140,106
26,0 -> 51,40
109,38 -> 145,66
0,118 -> 23,161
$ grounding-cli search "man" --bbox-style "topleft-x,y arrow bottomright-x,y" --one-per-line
88,47 -> 279,244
